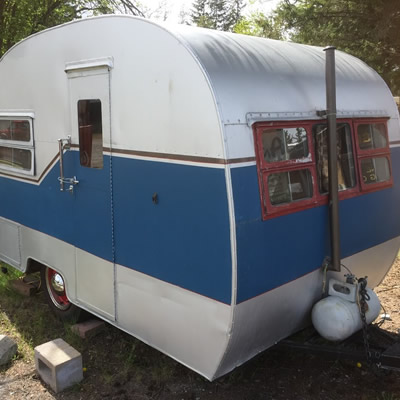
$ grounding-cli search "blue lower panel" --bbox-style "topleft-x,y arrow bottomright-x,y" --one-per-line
112,158 -> 232,303
0,154 -> 232,304
231,147 -> 400,303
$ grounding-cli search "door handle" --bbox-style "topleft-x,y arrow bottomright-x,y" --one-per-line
58,136 -> 79,194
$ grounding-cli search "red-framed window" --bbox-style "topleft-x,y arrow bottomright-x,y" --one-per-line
253,118 -> 392,220
354,119 -> 392,191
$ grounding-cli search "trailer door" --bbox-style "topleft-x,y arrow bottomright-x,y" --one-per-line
65,58 -> 115,321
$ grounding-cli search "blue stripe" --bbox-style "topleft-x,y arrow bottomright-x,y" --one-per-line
0,152 -> 232,304
231,147 -> 400,303
112,157 -> 232,303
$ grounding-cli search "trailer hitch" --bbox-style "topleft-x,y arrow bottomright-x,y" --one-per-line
58,136 -> 79,194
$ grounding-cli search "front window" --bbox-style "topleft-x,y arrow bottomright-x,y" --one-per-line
0,120 -> 31,142
0,117 -> 34,175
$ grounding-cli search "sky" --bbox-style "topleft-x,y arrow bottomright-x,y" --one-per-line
143,0 -> 280,23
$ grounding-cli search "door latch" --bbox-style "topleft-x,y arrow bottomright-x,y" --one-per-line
58,136 -> 79,194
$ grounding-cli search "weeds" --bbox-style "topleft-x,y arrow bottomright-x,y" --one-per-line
0,262 -> 74,360
379,392 -> 400,400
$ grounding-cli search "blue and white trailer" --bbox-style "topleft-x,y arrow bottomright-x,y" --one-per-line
0,16 -> 399,380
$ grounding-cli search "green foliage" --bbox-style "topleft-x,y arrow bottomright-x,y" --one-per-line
273,0 -> 400,94
0,0 -> 143,58
191,0 -> 245,31
234,11 -> 283,39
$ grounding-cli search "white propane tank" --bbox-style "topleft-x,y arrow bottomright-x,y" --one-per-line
311,278 -> 381,341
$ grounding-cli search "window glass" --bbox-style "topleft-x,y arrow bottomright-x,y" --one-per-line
262,127 -> 308,162
0,120 -> 30,142
361,157 -> 390,185
357,123 -> 387,150
0,146 -> 31,171
314,123 -> 356,193
77,99 -> 103,169
268,169 -> 313,205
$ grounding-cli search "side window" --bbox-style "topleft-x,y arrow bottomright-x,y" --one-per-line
355,122 -> 392,190
255,124 -> 316,218
254,118 -> 392,220
77,99 -> 103,169
0,118 -> 34,175
314,123 -> 356,193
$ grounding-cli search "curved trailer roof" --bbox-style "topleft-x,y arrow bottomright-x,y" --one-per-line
2,15 -> 399,166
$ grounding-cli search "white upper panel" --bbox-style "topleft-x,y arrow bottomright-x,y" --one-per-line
0,16 -> 225,177
1,15 -> 399,175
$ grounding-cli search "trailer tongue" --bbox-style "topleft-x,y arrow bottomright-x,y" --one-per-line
278,324 -> 400,372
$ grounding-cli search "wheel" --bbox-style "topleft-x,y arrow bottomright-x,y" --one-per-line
41,266 -> 83,322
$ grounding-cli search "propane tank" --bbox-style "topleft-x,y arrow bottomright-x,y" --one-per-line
312,278 -> 381,341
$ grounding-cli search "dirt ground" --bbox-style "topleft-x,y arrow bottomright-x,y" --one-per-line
1,259 -> 400,400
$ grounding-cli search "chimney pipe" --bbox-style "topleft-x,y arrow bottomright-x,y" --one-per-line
324,46 -> 341,272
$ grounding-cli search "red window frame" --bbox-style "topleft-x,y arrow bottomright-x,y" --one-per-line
253,118 -> 392,220
254,121 -> 318,219
353,118 -> 393,192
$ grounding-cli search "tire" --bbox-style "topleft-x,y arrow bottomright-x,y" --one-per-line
40,266 -> 83,322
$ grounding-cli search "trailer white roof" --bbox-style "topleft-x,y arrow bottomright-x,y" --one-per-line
170,23 -> 397,124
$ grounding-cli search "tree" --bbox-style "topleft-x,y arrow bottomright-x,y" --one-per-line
227,0 -> 245,29
0,0 -> 144,58
191,0 -> 213,28
234,11 -> 283,39
178,5 -> 192,25
274,0 -> 400,94
191,0 -> 245,32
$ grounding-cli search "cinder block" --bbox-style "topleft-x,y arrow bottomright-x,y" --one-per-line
34,338 -> 83,393
71,319 -> 105,339
0,335 -> 17,365
10,278 -> 37,296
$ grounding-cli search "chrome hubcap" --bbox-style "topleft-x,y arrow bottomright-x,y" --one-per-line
51,273 -> 65,293
45,268 -> 70,311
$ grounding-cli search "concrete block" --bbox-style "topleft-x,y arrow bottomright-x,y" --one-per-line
10,278 -> 37,296
0,335 -> 17,365
71,319 -> 105,339
34,338 -> 83,393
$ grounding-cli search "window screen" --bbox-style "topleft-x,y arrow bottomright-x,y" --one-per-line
314,123 -> 356,193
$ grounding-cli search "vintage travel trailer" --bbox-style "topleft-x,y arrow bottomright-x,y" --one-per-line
0,16 -> 400,380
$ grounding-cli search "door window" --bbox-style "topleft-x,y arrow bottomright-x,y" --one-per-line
77,99 -> 103,169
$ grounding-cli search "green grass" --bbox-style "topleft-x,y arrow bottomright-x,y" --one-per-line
0,261 -> 79,364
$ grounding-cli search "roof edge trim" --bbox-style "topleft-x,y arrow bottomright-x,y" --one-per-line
247,110 -> 390,126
